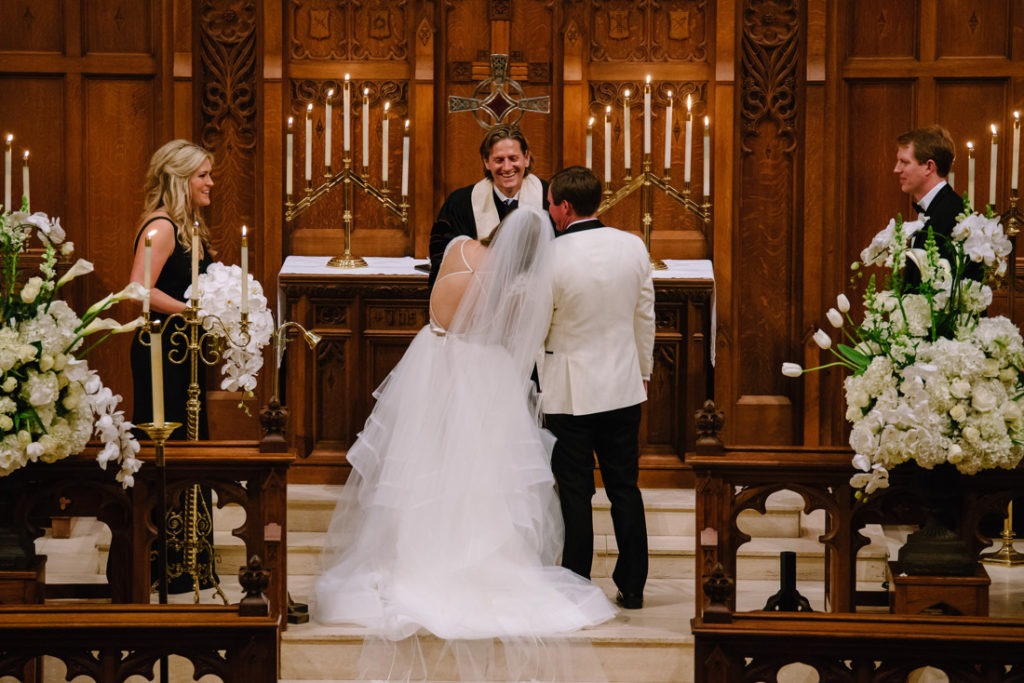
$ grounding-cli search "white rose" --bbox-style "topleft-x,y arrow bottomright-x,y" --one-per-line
0,377 -> 16,394
972,385 -> 998,413
950,379 -> 972,400
949,404 -> 967,422
19,276 -> 43,304
963,426 -> 981,444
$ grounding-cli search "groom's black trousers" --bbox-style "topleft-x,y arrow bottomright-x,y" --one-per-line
545,403 -> 649,596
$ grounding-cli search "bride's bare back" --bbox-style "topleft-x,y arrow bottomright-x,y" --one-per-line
429,237 -> 488,330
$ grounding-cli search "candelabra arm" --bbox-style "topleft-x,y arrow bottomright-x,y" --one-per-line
598,173 -> 646,215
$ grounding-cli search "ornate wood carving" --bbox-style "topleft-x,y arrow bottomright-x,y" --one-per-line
737,0 -> 799,399
197,0 -> 258,263
290,0 -> 409,62
589,0 -> 709,63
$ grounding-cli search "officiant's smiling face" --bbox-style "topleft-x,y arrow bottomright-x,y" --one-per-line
483,138 -> 531,199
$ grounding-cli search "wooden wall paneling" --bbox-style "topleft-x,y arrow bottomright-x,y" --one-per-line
845,0 -> 917,60
729,0 -> 801,445
84,0 -> 153,55
412,9 -> 435,258
936,0 -> 1011,59
710,0 -> 734,442
312,297 -> 353,457
561,10 -> 585,170
82,78 -> 159,405
800,0 -> 827,445
0,0 -> 63,53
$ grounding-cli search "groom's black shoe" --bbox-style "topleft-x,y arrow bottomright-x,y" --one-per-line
616,591 -> 643,609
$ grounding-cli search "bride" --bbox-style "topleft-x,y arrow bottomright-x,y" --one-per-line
312,206 -> 615,677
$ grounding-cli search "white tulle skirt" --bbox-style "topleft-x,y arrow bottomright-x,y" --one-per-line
312,327 -> 616,643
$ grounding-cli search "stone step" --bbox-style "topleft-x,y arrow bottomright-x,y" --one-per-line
215,486 -> 810,539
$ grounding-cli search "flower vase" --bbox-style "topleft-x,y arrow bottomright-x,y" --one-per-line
896,462 -> 977,576
0,485 -> 36,571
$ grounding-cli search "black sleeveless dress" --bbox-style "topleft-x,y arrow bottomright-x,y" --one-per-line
128,217 -> 216,594
129,217 -> 212,441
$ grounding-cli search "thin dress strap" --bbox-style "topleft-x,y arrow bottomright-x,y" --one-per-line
429,239 -> 478,332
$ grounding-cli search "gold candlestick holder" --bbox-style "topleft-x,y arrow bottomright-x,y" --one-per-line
981,500 -> 1024,567
138,302 -> 253,604
599,153 -> 711,271
286,147 -> 409,268
133,421 -> 182,606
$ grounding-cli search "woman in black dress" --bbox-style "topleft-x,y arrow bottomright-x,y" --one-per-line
127,139 -> 217,594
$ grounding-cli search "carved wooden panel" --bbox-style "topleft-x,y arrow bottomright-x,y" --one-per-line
289,0 -> 409,62
0,1 -> 63,53
845,1 -> 916,59
285,79 -> 411,252
84,0 -> 152,54
197,0 -> 258,269
440,0 -> 555,196
937,1 -> 1011,59
279,274 -> 711,483
938,80 -> 1008,210
588,79 -> 711,258
589,0 -> 709,63
737,0 -> 799,402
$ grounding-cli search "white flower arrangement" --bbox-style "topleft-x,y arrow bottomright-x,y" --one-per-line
0,210 -> 144,486
783,204 -> 1024,496
186,261 -> 274,397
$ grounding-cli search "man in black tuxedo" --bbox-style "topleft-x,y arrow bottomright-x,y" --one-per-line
893,125 -> 975,285
427,124 -> 549,290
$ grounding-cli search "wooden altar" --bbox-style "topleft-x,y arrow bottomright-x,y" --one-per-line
278,256 -> 715,485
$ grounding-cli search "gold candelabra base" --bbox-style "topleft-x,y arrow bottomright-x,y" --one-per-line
981,501 -> 1024,567
327,252 -> 369,268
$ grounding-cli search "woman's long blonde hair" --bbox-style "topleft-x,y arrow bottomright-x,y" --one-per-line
140,139 -> 214,257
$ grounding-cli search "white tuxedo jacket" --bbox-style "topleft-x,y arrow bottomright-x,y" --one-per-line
539,221 -> 655,416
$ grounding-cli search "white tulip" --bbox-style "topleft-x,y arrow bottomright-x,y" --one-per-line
813,329 -> 832,350
781,362 -> 803,377
836,293 -> 850,313
826,308 -> 843,328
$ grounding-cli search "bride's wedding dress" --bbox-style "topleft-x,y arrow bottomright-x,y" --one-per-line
312,209 -> 615,678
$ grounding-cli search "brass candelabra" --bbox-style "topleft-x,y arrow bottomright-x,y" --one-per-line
598,153 -> 712,270
285,151 -> 408,268
138,299 -> 253,603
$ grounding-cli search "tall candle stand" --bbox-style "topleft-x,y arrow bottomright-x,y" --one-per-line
598,152 -> 712,270
285,151 -> 408,268
139,300 -> 253,603
133,418 -> 180,683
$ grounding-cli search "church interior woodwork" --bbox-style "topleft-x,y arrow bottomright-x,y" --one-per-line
3,1 -> 1024,483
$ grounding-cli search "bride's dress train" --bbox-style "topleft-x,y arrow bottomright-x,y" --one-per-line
313,331 -> 615,641
311,211 -> 616,681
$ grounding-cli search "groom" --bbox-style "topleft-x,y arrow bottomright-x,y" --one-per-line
540,166 -> 655,609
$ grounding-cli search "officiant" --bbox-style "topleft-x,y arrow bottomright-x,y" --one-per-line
427,123 -> 549,289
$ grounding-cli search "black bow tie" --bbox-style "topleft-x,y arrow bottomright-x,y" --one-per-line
912,201 -> 924,214
505,198 -> 518,210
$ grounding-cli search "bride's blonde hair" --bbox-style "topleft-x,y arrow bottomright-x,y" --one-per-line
140,139 -> 214,258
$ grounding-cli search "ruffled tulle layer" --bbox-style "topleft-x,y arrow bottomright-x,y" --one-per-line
313,328 -> 617,641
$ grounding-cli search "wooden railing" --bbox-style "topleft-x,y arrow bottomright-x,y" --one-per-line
689,400 -> 1024,681
2,442 -> 292,625
692,609 -> 1024,681
0,603 -> 277,682
688,401 -> 1024,616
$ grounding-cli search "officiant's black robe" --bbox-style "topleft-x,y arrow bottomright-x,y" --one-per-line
427,178 -> 550,290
